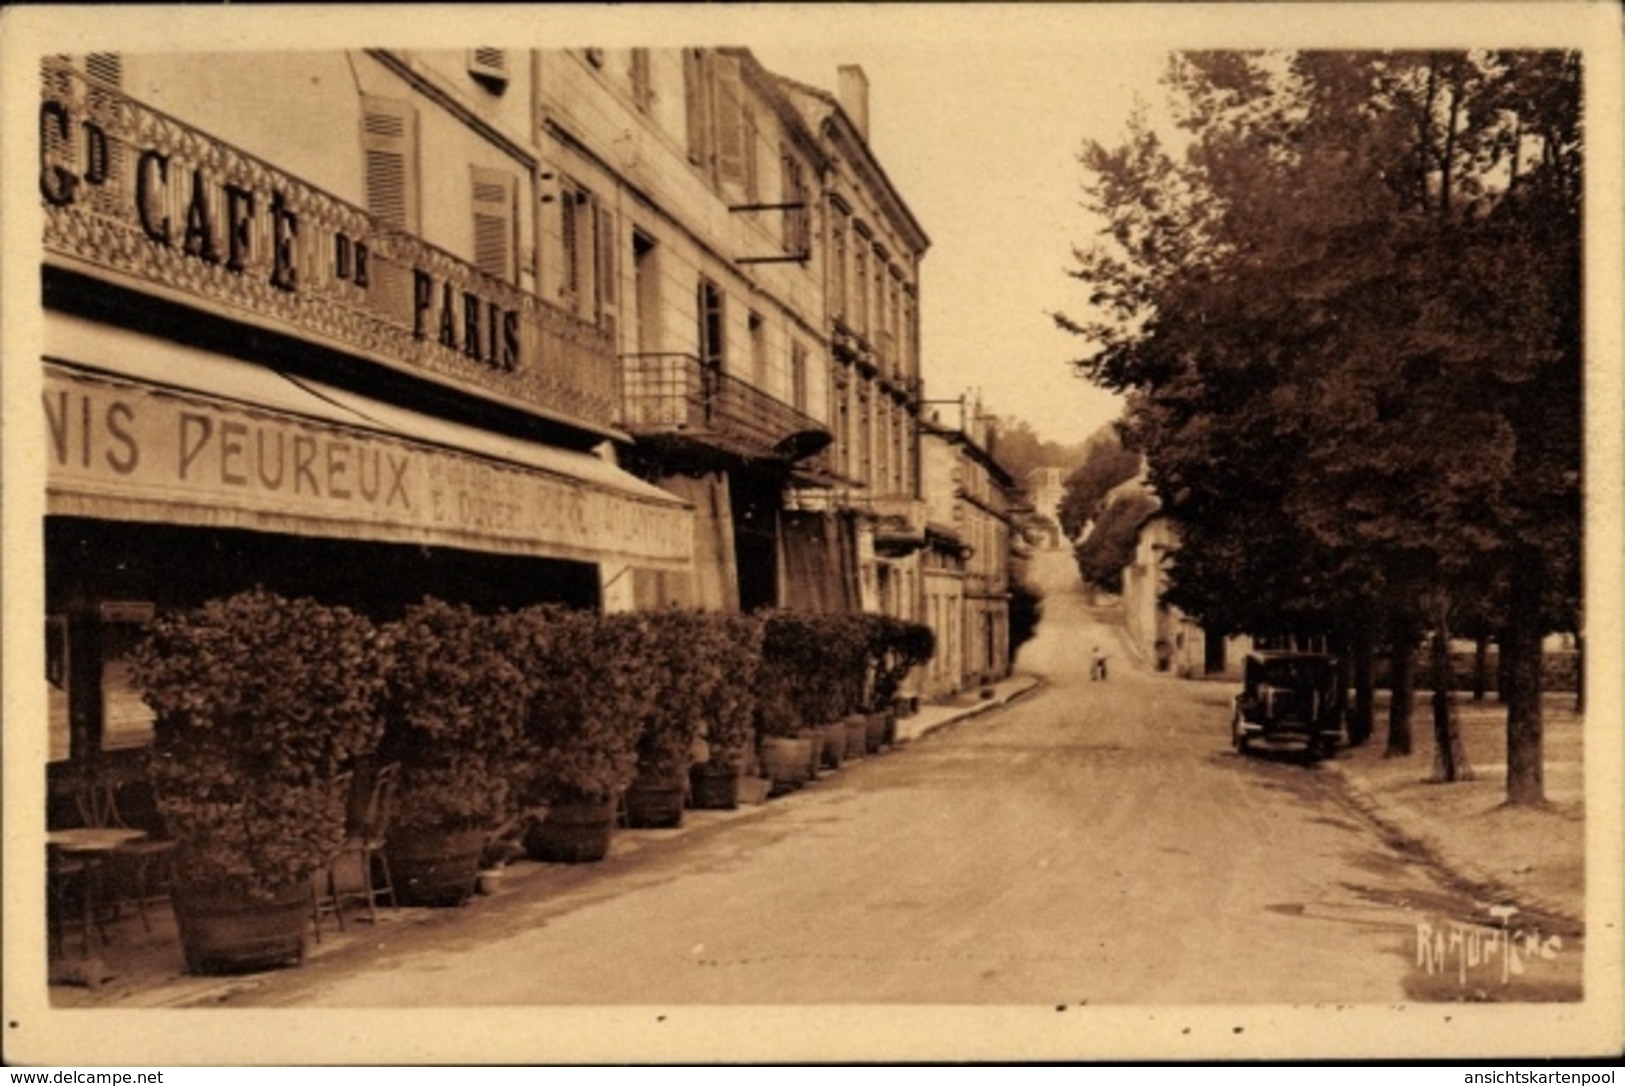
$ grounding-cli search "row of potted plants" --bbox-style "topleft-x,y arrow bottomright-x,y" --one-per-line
128,588 -> 934,974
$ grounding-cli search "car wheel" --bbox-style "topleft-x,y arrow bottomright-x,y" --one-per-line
1232,713 -> 1251,754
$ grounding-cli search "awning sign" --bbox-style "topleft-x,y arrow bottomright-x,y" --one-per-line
43,367 -> 692,571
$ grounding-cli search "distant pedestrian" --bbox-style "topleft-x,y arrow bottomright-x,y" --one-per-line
1090,645 -> 1108,681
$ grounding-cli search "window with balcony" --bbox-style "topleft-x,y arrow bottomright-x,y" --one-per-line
469,48 -> 509,91
471,167 -> 516,283
362,96 -> 419,232
853,242 -> 869,337
748,310 -> 768,390
561,183 -> 618,335
698,278 -> 726,374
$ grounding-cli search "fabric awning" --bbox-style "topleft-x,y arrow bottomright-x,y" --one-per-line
42,314 -> 693,571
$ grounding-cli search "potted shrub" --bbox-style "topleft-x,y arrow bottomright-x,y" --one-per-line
131,588 -> 387,974
688,613 -> 763,810
625,609 -> 714,828
869,619 -> 936,751
513,607 -> 655,862
378,598 -> 531,906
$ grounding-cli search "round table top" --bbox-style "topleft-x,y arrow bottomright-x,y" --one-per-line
46,827 -> 148,852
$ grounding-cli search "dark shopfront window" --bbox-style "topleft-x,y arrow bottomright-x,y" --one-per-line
44,516 -> 600,766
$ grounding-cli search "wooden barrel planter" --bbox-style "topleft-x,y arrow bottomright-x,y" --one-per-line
171,883 -> 309,975
624,767 -> 687,829
388,828 -> 487,906
865,711 -> 890,754
844,715 -> 869,760
759,736 -> 812,794
689,763 -> 741,810
525,796 -> 618,863
820,721 -> 847,770
799,730 -> 826,778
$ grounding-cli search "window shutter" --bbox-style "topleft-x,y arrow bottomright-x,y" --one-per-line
469,48 -> 509,88
362,97 -> 417,231
85,52 -> 122,86
712,54 -> 745,186
471,167 -> 515,282
561,186 -> 581,302
742,107 -> 759,202
630,49 -> 653,111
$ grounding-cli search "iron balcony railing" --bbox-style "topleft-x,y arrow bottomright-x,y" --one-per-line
39,60 -> 619,429
621,352 -> 832,465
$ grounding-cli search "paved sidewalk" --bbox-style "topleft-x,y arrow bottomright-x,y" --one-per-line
46,672 -> 1045,1008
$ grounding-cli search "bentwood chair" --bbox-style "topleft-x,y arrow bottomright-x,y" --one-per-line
314,763 -> 400,934
75,775 -> 177,933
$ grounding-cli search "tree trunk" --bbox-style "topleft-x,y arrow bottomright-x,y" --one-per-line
1496,634 -> 1511,702
1429,620 -> 1473,782
1503,568 -> 1546,805
1472,634 -> 1488,702
1385,616 -> 1416,758
1349,629 -> 1375,747
1574,631 -> 1584,713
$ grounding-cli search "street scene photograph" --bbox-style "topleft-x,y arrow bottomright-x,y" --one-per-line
3,1 -> 1621,1068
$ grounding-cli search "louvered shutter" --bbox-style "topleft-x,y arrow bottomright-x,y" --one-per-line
683,50 -> 708,168
471,167 -> 515,282
712,54 -> 745,186
362,97 -> 417,231
595,204 -> 618,343
469,48 -> 508,87
85,52 -> 122,86
742,107 -> 759,202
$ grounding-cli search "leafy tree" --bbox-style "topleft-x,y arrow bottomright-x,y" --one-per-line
1074,489 -> 1160,594
1056,426 -> 1143,539
1057,50 -> 1580,801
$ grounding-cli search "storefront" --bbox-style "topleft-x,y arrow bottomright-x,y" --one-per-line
37,59 -> 693,774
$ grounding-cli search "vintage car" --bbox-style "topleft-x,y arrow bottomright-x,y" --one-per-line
1231,651 -> 1343,758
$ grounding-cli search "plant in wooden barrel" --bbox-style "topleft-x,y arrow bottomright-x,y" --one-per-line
513,607 -> 655,862
131,588 -> 387,974
754,613 -> 814,794
688,613 -> 763,810
624,609 -> 715,828
378,598 -> 531,907
867,618 -> 936,751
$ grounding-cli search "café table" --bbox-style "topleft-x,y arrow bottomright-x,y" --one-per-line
47,827 -> 148,957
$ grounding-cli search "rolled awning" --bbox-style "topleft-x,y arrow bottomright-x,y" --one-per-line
42,313 -> 693,571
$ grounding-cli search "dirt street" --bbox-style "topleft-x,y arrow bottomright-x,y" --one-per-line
218,550 -> 1582,1010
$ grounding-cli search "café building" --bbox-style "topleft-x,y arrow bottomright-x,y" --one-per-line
38,52 -> 693,773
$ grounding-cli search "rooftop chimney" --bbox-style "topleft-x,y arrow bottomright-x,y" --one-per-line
837,64 -> 870,142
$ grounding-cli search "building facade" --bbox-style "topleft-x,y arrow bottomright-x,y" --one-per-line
919,399 -> 1021,695
39,50 -> 694,772
777,67 -> 930,625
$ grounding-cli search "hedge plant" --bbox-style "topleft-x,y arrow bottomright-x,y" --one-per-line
378,598 -> 532,835
130,588 -> 387,900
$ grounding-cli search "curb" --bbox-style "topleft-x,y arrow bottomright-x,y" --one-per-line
900,675 -> 1045,744
1325,761 -> 1584,933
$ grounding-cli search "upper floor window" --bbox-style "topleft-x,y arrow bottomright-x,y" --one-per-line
790,341 -> 809,413
698,278 -> 726,373
362,96 -> 420,232
830,205 -> 849,322
780,151 -> 810,256
560,182 -> 618,334
629,49 -> 654,113
469,48 -> 509,92
471,167 -> 516,283
684,50 -> 756,196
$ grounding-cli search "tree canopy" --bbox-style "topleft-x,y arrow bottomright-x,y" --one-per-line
1057,50 -> 1581,803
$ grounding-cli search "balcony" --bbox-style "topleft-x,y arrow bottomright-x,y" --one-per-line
39,61 -> 619,431
621,353 -> 832,467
